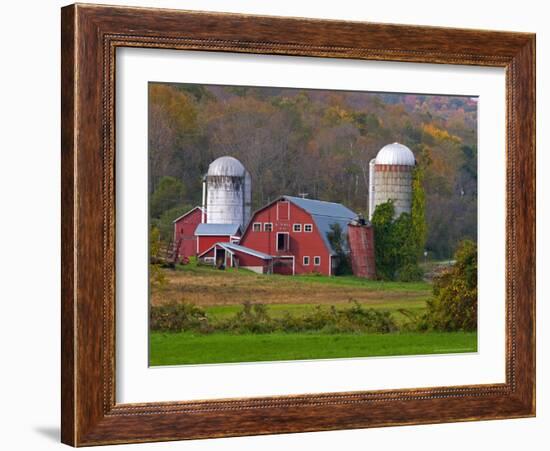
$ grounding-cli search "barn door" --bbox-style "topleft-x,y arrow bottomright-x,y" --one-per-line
273,257 -> 294,275
277,201 -> 290,220
215,249 -> 226,269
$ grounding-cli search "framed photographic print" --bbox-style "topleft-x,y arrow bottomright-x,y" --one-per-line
61,3 -> 535,446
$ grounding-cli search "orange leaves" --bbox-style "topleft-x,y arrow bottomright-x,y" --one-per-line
149,84 -> 198,133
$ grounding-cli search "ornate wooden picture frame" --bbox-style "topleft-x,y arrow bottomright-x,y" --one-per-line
61,3 -> 535,446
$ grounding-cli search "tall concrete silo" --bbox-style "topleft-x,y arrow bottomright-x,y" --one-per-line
368,142 -> 415,220
202,156 -> 251,228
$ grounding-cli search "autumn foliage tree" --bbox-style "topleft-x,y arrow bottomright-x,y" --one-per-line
422,240 -> 478,331
148,83 -> 477,256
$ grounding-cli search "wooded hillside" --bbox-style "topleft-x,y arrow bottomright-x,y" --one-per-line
149,82 -> 477,258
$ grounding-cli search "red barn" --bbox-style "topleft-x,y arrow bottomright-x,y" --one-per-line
172,207 -> 205,259
239,196 -> 358,276
195,223 -> 242,255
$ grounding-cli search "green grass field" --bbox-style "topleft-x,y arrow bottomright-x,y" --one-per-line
150,331 -> 478,365
149,261 -> 476,366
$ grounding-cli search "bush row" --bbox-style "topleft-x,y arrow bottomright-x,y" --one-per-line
150,301 -> 398,334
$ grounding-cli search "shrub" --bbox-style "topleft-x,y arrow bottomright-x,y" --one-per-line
396,263 -> 424,282
149,226 -> 167,289
150,301 -> 399,334
421,240 -> 477,331
274,302 -> 398,334
222,301 -> 276,334
336,301 -> 397,333
150,302 -> 211,332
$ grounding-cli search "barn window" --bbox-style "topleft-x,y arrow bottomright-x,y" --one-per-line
314,256 -> 321,266
293,224 -> 302,232
304,224 -> 313,232
253,223 -> 261,232
303,256 -> 310,266
264,223 -> 273,232
277,232 -> 289,251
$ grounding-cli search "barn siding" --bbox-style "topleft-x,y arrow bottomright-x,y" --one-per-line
240,200 -> 332,275
233,252 -> 268,268
173,208 -> 204,259
199,244 -> 271,274
196,235 -> 234,255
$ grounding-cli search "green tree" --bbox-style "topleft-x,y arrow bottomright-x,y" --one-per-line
154,204 -> 194,242
460,144 -> 477,182
422,240 -> 477,331
150,176 -> 186,218
411,165 -> 427,257
371,201 -> 398,279
371,201 -> 423,281
392,213 -> 423,281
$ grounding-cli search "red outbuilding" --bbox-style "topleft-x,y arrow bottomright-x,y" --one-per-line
172,207 -> 205,259
198,242 -> 273,273
194,223 -> 242,256
238,196 -> 359,276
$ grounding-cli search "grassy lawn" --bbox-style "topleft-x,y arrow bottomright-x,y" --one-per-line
150,331 -> 477,366
148,261 -> 469,366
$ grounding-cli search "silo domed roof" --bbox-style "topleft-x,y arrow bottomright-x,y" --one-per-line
375,142 -> 415,166
207,156 -> 247,177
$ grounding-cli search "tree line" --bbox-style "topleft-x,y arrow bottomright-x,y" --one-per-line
149,82 -> 478,259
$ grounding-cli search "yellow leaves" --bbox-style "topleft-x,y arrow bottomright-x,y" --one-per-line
422,123 -> 461,144
149,84 -> 198,133
150,263 -> 167,289
149,226 -> 162,257
323,105 -> 352,125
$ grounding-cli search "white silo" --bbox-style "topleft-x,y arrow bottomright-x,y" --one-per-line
368,142 -> 415,220
202,156 -> 251,228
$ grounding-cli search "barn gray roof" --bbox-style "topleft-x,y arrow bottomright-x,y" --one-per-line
220,242 -> 273,260
195,223 -> 242,236
198,241 -> 272,260
283,196 -> 358,256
